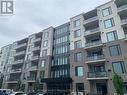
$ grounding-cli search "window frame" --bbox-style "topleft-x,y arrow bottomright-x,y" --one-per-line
73,19 -> 81,27
112,61 -> 126,74
102,7 -> 112,17
106,31 -> 118,42
109,44 -> 122,57
104,18 -> 115,29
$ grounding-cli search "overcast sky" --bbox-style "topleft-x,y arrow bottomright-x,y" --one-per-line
0,0 -> 111,48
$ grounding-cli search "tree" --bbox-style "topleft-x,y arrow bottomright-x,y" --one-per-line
113,73 -> 124,95
16,80 -> 22,91
33,79 -> 40,92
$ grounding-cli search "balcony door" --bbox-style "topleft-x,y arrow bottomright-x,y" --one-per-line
96,83 -> 107,95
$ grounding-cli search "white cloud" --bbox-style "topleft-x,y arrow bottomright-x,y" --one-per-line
0,0 -> 111,48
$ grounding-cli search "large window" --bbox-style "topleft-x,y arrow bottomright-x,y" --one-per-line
104,18 -> 115,29
107,31 -> 118,41
74,30 -> 81,38
74,40 -> 82,49
123,82 -> 127,93
43,32 -> 49,38
102,7 -> 112,17
112,61 -> 126,74
73,19 -> 81,27
74,52 -> 82,62
109,45 -> 121,56
41,60 -> 46,67
75,67 -> 84,77
43,40 -> 48,47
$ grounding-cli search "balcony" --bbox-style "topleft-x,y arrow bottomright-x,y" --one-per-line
121,18 -> 127,26
33,38 -> 41,43
32,46 -> 40,51
27,77 -> 36,81
15,43 -> 27,49
84,16 -> 98,25
31,56 -> 39,61
10,69 -> 22,73
29,66 -> 38,71
118,4 -> 127,12
14,51 -> 26,57
7,78 -> 20,83
84,28 -> 100,37
85,41 -> 103,49
14,59 -> 24,64
87,71 -> 108,80
85,55 -> 105,64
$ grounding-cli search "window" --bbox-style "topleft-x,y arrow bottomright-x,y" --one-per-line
123,82 -> 127,93
74,52 -> 82,62
43,40 -> 48,47
74,40 -> 82,49
74,19 -> 81,27
109,45 -> 121,56
75,67 -> 84,77
41,60 -> 46,67
74,30 -> 81,38
112,61 -> 126,74
107,31 -> 118,41
42,49 -> 47,56
43,32 -> 49,38
104,18 -> 115,29
102,7 -> 112,17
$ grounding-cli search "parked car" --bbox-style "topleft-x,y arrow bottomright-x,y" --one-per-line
10,92 -> 27,95
35,92 -> 46,95
0,89 -> 13,94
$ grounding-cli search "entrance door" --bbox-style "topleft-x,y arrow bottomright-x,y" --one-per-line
96,83 -> 107,95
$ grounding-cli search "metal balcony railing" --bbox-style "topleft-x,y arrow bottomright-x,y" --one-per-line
87,71 -> 107,78
86,55 -> 105,62
14,59 -> 24,64
85,41 -> 102,48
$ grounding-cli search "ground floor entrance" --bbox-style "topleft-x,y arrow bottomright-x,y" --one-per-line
41,78 -> 72,95
96,83 -> 107,95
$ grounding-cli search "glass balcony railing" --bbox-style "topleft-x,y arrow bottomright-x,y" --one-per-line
86,55 -> 105,62
85,28 -> 100,36
85,41 -> 102,48
121,18 -> 127,25
87,71 -> 107,78
84,16 -> 98,24
14,51 -> 26,56
118,4 -> 127,12
27,77 -> 36,81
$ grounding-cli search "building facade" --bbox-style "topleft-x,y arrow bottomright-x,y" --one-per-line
0,0 -> 127,94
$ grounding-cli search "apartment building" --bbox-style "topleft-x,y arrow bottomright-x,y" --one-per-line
0,0 -> 127,94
